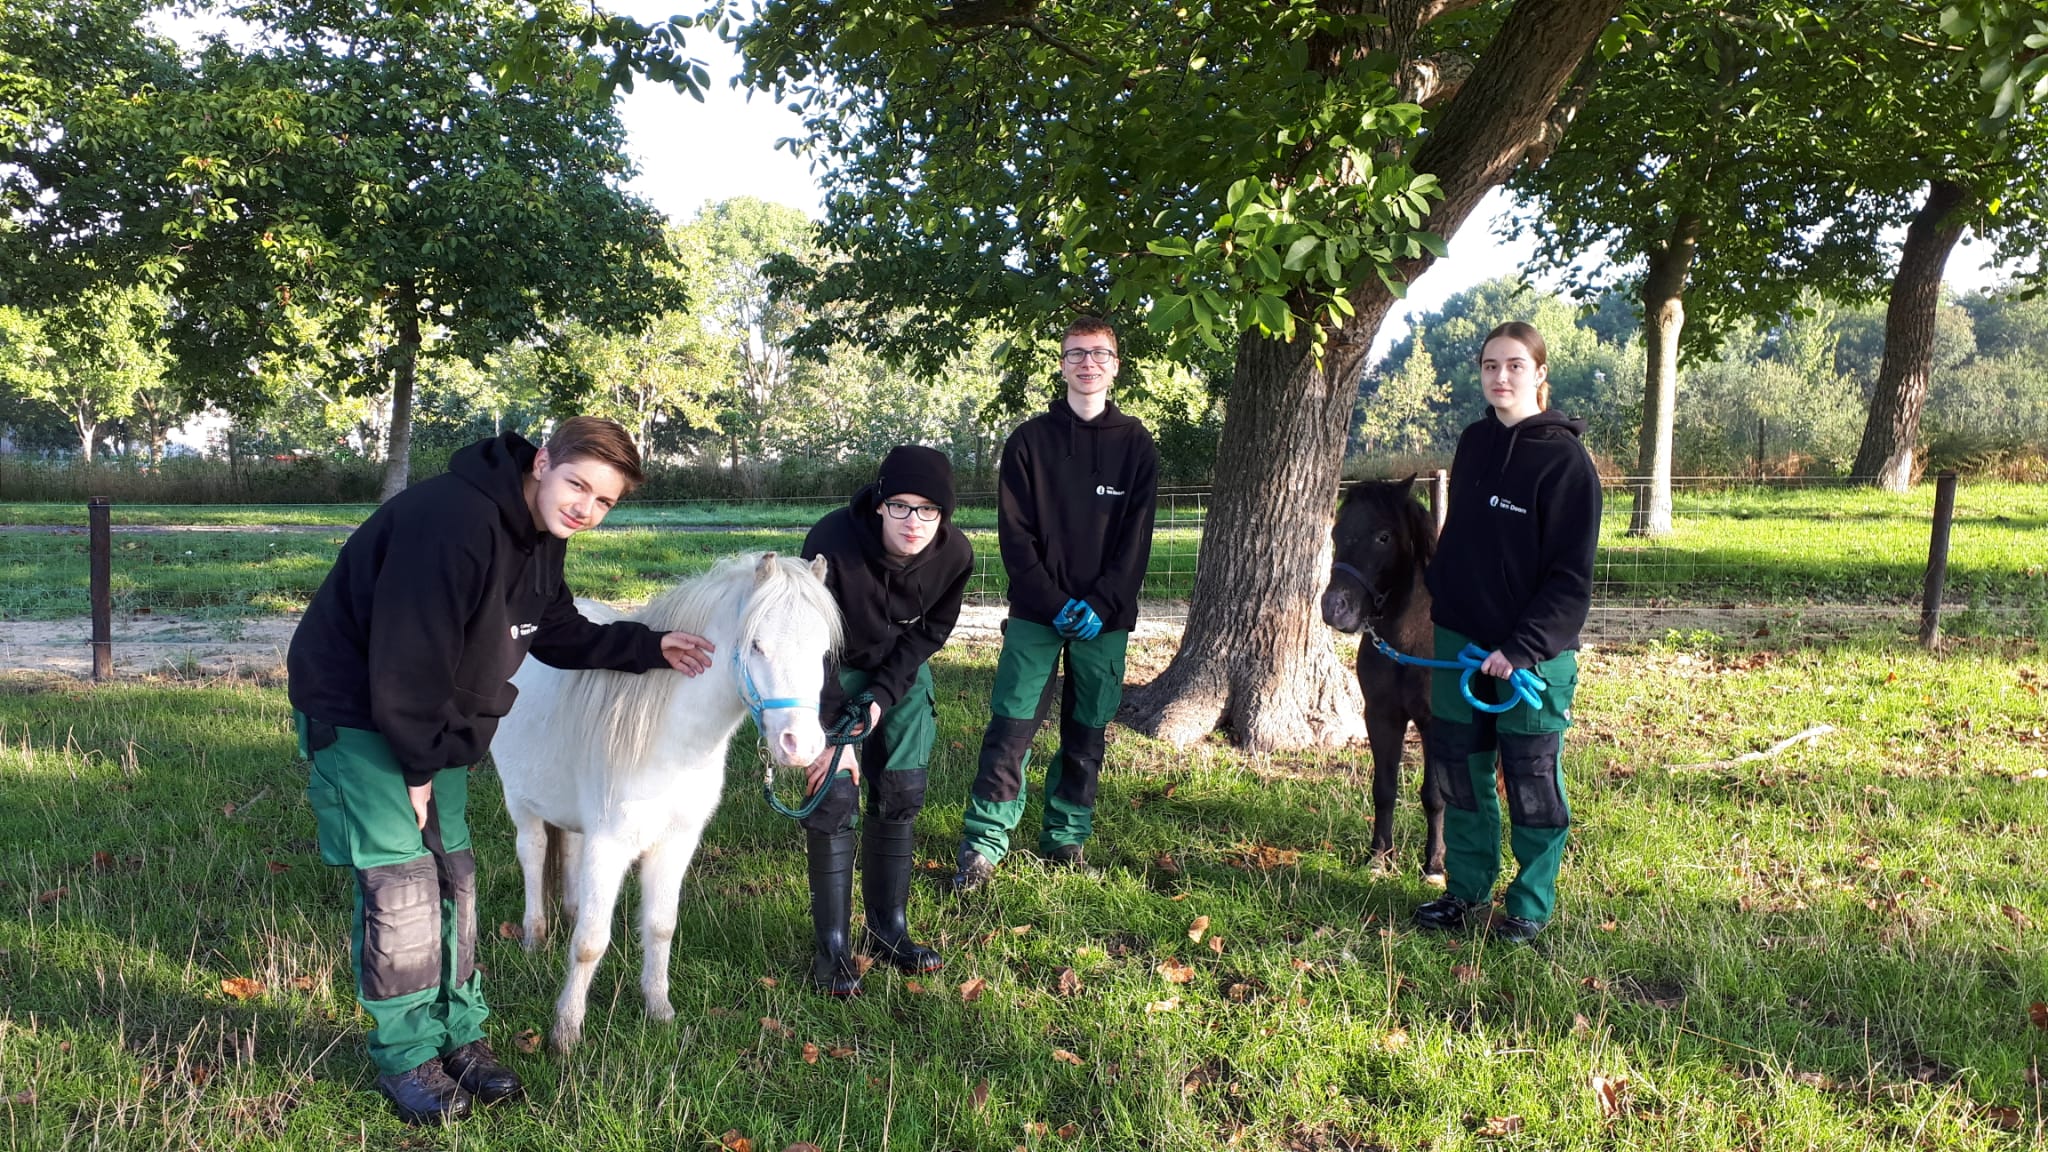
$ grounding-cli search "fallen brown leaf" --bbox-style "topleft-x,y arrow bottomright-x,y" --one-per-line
1145,997 -> 1180,1013
1379,1028 -> 1409,1052
35,887 -> 66,905
971,1079 -> 991,1110
1187,915 -> 1210,943
1590,1073 -> 1627,1120
1155,853 -> 1181,874
1025,1122 -> 1049,1137
6,1089 -> 33,1106
1155,958 -> 1195,984
1478,1115 -> 1524,1138
91,851 -> 114,871
1057,1122 -> 1080,1139
1979,1105 -> 2023,1131
220,976 -> 264,1001
265,860 -> 290,874
2030,1001 -> 2048,1030
827,1046 -> 854,1059
497,921 -> 519,940
1055,968 -> 1081,997
759,1017 -> 795,1038
1010,924 -> 1032,936
1452,964 -> 1478,984
959,976 -> 987,1002
513,1029 -> 542,1054
758,975 -> 778,987
801,1042 -> 819,1064
720,1131 -> 753,1152
1051,1049 -> 1085,1066
220,803 -> 236,817
2001,905 -> 2030,929
1207,936 -> 1225,955
290,975 -> 315,992
904,980 -> 926,994
1571,1014 -> 1594,1039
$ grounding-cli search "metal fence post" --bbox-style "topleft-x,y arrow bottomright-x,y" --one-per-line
1919,470 -> 1959,649
89,496 -> 112,680
1428,469 -> 1449,534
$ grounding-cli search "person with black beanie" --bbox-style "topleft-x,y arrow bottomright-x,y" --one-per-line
796,445 -> 974,995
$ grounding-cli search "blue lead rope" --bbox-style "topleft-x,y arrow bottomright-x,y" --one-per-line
737,653 -> 869,820
1367,633 -> 1548,716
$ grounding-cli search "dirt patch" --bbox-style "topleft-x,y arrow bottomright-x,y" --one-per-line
0,601 -> 1936,679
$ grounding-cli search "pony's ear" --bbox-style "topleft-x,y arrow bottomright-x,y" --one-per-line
808,554 -> 829,583
754,552 -> 779,583
1399,473 -> 1417,491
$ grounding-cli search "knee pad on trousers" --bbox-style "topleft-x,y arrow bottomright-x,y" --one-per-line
1053,719 -> 1105,810
971,715 -> 1042,803
1498,731 -> 1568,829
867,768 -> 929,823
438,848 -> 478,986
358,855 -> 442,1000
799,773 -> 861,836
1426,716 -> 1490,811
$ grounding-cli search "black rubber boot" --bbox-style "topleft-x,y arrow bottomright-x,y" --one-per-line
441,1039 -> 523,1104
807,830 -> 862,996
376,1057 -> 474,1125
861,819 -> 943,974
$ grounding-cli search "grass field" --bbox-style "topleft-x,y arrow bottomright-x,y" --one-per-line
2,626 -> 2046,1150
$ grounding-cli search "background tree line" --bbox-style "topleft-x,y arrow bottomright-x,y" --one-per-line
1357,277 -> 2048,481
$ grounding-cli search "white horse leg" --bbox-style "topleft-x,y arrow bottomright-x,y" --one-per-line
512,807 -> 551,952
559,828 -> 586,928
635,836 -> 693,1024
551,835 -> 634,1054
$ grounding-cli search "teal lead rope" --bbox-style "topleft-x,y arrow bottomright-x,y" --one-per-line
1361,621 -> 1548,716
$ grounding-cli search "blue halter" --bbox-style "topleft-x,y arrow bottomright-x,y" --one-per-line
736,649 -> 872,820
734,648 -> 815,728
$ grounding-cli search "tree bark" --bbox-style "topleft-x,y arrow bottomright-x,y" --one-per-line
378,282 -> 423,502
1850,180 -> 1970,492
1124,0 -> 1622,750
1630,213 -> 1699,537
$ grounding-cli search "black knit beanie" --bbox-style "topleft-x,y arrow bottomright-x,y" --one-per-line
874,444 -> 956,515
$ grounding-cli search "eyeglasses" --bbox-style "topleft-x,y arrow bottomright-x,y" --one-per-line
1060,347 -> 1119,366
881,500 -> 942,522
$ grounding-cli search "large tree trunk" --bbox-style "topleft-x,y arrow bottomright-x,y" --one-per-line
1630,213 -> 1698,537
1125,0 -> 1622,750
75,412 -> 98,463
1851,180 -> 1970,492
378,282 -> 423,502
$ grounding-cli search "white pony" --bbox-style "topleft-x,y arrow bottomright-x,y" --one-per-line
493,552 -> 841,1053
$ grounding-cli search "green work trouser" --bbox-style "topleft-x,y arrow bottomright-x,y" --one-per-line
960,618 -> 1129,864
296,712 -> 487,1076
799,664 -> 938,834
1426,626 -> 1580,924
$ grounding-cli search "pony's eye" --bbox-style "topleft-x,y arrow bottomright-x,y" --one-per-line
1375,531 -> 1393,545
750,639 -> 766,656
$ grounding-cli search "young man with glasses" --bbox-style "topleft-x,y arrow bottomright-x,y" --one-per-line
954,316 -> 1158,892
797,444 -> 974,994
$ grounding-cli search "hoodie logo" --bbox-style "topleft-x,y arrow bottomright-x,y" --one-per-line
1489,495 -> 1528,515
1097,484 -> 1124,496
510,623 -> 539,638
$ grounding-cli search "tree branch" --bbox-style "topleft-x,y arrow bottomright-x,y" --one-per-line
1519,48 -> 1603,172
1420,0 -> 1488,25
929,1 -> 1102,68
1404,52 -> 1474,108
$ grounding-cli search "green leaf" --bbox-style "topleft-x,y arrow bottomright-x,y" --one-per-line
1415,231 -> 1449,259
1282,236 -> 1320,271
1146,237 -> 1194,257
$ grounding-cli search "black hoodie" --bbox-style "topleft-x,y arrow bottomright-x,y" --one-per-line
801,483 -> 975,717
287,433 -> 669,784
997,397 -> 1159,631
1425,409 -> 1603,669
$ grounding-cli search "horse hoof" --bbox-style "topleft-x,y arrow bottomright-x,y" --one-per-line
521,921 -> 547,952
645,999 -> 675,1024
550,1022 -> 581,1055
1422,871 -> 1447,889
1368,856 -> 1399,878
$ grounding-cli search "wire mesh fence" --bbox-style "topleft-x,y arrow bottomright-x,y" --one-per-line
1,477 -> 2041,677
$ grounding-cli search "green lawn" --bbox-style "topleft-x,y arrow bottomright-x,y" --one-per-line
1,628 -> 2045,1149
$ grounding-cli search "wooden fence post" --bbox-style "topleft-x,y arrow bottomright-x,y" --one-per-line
1919,471 -> 1958,649
89,496 -> 112,680
1429,469 -> 1448,535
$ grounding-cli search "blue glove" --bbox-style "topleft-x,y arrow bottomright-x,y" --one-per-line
1056,598 -> 1103,641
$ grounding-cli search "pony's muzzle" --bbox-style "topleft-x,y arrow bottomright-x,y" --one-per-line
767,714 -> 828,767
1320,584 -> 1363,634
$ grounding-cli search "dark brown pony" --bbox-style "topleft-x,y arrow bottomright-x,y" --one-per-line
1320,477 -> 1445,883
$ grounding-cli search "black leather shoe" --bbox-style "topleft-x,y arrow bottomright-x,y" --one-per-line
861,820 -> 943,974
1413,893 -> 1482,931
952,847 -> 996,895
808,830 -> 863,996
376,1058 -> 473,1126
1488,913 -> 1544,943
442,1039 -> 523,1104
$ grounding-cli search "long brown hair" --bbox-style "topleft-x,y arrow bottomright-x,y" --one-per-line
1480,321 -> 1550,411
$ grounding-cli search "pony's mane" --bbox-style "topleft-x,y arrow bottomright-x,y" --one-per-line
1339,477 -> 1439,575
543,553 -> 844,774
